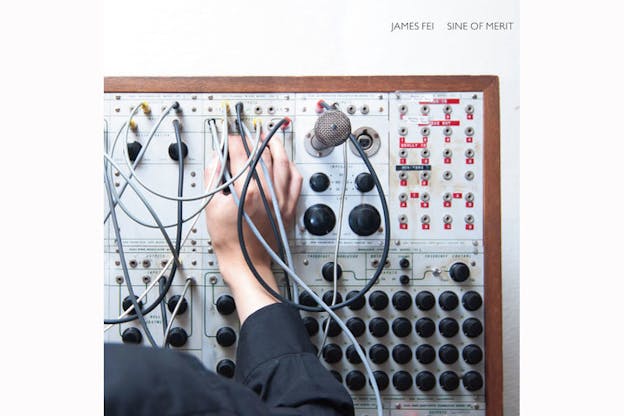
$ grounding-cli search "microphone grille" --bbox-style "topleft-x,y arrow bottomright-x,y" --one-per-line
313,110 -> 352,149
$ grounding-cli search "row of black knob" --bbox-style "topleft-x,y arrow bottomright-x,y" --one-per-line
316,261 -> 470,283
121,327 -> 189,347
121,326 -> 238,348
305,316 -> 483,338
126,141 -> 189,162
321,343 -> 482,365
309,172 -> 376,193
122,295 -> 190,316
299,289 -> 482,312
215,358 -> 482,392
304,203 -> 381,236
336,369 -> 483,392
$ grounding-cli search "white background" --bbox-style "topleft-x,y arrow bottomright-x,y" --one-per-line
2,1 -> 622,415
103,1 -> 520,413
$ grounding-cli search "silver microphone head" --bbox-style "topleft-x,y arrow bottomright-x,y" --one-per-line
311,109 -> 351,151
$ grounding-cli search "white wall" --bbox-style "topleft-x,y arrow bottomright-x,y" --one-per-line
103,1 -> 519,414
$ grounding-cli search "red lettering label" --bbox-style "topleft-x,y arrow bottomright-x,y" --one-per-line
443,201 -> 451,208
400,201 -> 407,208
399,142 -> 427,148
410,192 -> 419,198
466,202 -> 474,208
444,223 -> 452,230
400,223 -> 408,230
444,157 -> 451,164
422,224 -> 430,230
466,137 -> 473,143
421,202 -> 429,208
431,120 -> 460,126
466,158 -> 474,164
400,180 -> 407,186
466,224 -> 474,230
453,193 -> 462,199
421,180 -> 428,186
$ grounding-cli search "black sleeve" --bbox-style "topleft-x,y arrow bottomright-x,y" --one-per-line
235,303 -> 354,416
104,303 -> 354,416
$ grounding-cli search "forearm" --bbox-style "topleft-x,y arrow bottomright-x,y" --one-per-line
220,261 -> 278,324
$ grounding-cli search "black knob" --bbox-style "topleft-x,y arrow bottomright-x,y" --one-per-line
348,204 -> 381,236
415,318 -> 436,338
168,141 -> 189,161
322,344 -> 342,364
216,294 -> 236,315
346,290 -> 366,310
121,327 -> 142,344
167,327 -> 188,347
391,318 -> 412,338
462,344 -> 483,364
462,318 -> 483,338
304,204 -> 336,236
298,291 -> 318,307
415,291 -> 435,311
346,317 -> 366,337
216,359 -> 235,378
369,317 -> 389,337
439,371 -> 460,391
392,291 -> 412,311
399,258 -> 410,269
415,344 -> 436,364
127,141 -> 142,162
346,370 -> 366,391
462,291 -> 483,311
309,172 -> 330,192
439,318 -> 459,337
392,371 -> 413,391
330,370 -> 342,384
369,290 -> 389,311
322,318 -> 342,337
322,291 -> 343,305
321,262 -> 342,282
122,295 -> 144,315
413,371 -> 435,392
399,275 -> 410,285
438,344 -> 459,364
354,172 -> 375,192
167,295 -> 188,314
372,371 -> 389,391
438,291 -> 459,311
463,371 -> 484,391
303,317 -> 319,336
392,344 -> 413,364
216,327 -> 237,347
369,344 -> 389,364
346,344 -> 364,364
449,262 -> 470,282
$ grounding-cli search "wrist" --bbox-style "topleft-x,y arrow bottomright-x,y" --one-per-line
217,258 -> 279,324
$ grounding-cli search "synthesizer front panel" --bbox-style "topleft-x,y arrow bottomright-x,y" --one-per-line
104,76 -> 501,416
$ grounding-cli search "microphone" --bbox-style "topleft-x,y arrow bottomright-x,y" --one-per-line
311,109 -> 352,151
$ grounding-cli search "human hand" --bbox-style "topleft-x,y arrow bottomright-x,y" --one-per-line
204,133 -> 302,319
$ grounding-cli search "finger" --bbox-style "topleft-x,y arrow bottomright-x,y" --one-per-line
268,135 -> 291,210
285,161 -> 303,221
204,157 -> 223,189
